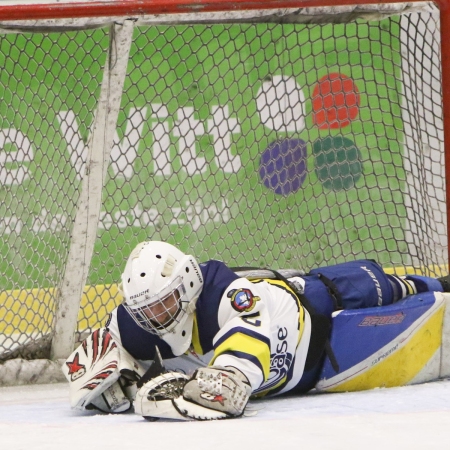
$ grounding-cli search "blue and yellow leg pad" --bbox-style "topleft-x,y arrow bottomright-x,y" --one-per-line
316,291 -> 450,392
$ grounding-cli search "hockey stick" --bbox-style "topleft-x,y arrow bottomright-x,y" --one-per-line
136,346 -> 165,389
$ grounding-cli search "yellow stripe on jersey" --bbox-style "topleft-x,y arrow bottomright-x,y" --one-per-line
211,332 -> 271,381
251,278 -> 300,306
191,314 -> 204,355
252,374 -> 289,398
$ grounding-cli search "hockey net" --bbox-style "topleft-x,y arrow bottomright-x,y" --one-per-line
0,0 -> 448,384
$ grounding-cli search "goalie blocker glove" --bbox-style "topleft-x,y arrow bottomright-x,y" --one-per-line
178,366 -> 252,419
136,366 -> 252,421
62,328 -> 146,413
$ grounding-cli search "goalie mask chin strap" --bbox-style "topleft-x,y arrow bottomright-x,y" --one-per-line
230,267 -> 340,376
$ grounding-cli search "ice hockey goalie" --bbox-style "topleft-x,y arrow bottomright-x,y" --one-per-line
63,240 -> 450,420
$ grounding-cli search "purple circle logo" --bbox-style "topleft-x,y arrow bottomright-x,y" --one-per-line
259,138 -> 307,196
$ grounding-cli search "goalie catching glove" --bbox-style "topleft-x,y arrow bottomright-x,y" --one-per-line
135,366 -> 252,421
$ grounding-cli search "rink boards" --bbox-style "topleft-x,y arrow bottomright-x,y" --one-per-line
316,291 -> 450,392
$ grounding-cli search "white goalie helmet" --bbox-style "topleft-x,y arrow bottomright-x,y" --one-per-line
121,241 -> 204,356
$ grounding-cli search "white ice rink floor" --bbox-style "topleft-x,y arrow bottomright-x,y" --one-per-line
2,379 -> 450,450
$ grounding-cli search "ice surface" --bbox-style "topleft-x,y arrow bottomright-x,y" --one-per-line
2,380 -> 450,450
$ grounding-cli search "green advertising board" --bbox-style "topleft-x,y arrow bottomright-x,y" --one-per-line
0,20 -> 406,299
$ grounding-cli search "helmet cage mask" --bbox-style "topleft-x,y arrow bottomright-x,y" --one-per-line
124,276 -> 188,335
120,241 -> 203,356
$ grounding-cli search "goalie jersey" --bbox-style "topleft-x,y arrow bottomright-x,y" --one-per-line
107,260 -> 313,397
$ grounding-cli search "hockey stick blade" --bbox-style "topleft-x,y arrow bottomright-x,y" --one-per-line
137,346 -> 165,389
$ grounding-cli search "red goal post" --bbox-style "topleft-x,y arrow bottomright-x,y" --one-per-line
0,0 -> 448,384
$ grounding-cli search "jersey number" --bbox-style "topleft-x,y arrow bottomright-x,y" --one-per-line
241,312 -> 261,327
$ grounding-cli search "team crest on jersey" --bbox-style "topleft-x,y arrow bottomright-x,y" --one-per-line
227,288 -> 260,312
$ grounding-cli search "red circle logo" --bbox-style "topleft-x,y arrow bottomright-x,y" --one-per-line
312,73 -> 360,129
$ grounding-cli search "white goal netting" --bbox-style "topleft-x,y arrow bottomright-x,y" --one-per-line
0,1 -> 447,384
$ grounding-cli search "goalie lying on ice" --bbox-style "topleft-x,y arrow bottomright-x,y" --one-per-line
63,240 -> 450,420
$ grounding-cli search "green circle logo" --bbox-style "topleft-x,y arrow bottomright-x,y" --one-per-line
313,136 -> 362,191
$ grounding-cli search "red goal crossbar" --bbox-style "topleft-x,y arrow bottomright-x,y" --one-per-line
0,0 -> 446,19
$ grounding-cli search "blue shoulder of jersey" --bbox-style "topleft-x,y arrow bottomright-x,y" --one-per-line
195,260 -> 240,353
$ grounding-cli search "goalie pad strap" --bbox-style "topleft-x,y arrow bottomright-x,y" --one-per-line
265,269 -> 338,373
87,378 -> 132,413
313,273 -> 343,310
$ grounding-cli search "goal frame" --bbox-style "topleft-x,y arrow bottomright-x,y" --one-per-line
0,0 -> 449,367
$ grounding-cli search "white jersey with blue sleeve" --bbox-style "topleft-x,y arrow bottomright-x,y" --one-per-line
106,260 -> 312,397
197,276 -> 312,396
